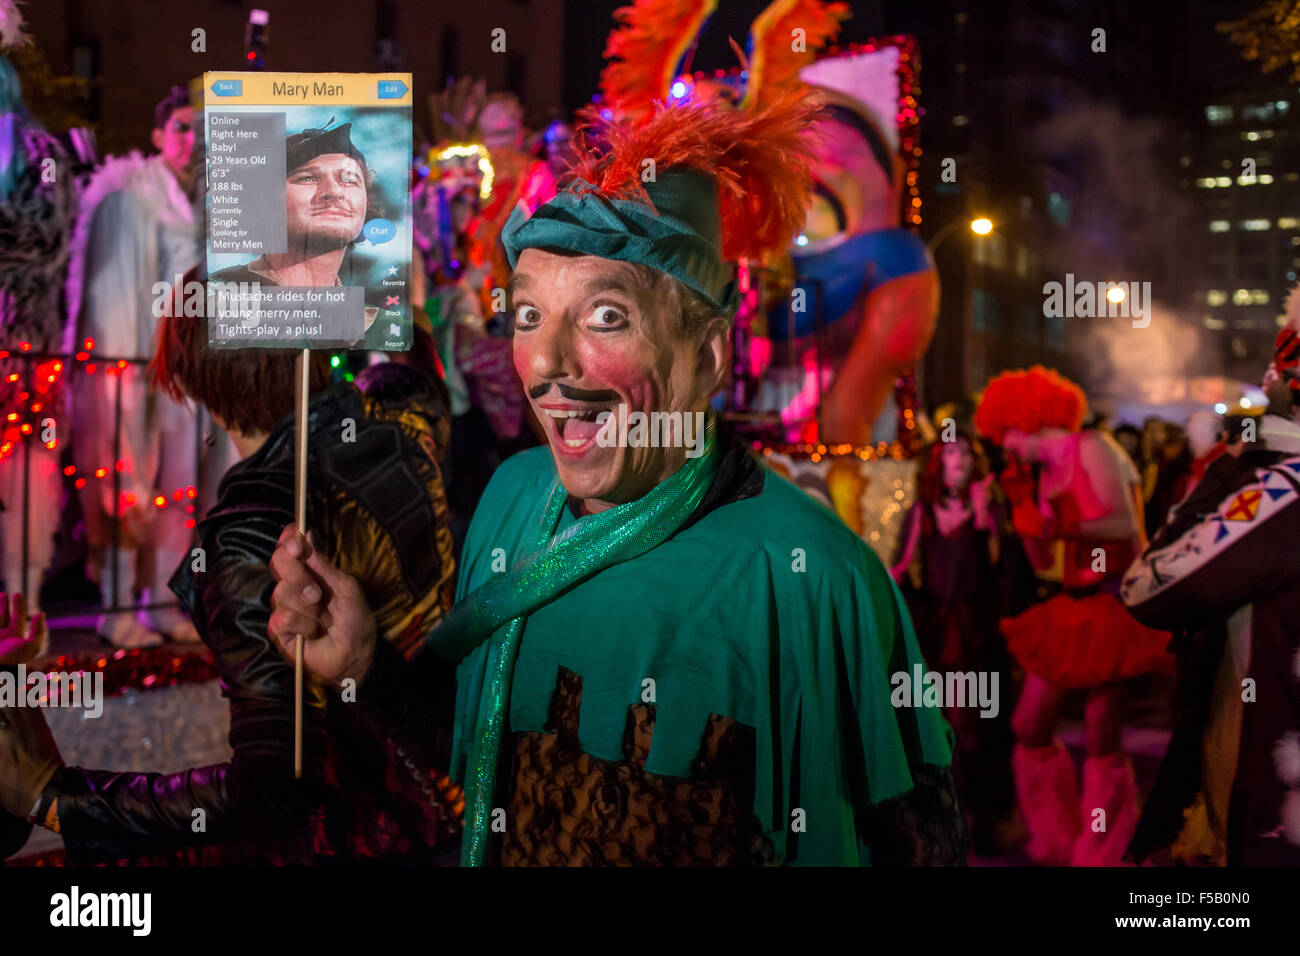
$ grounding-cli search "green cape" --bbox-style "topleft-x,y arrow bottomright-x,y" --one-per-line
451,447 -> 953,864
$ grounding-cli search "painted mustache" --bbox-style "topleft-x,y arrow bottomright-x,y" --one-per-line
528,382 -> 621,403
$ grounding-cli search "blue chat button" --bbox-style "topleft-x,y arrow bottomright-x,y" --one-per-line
363,219 -> 396,244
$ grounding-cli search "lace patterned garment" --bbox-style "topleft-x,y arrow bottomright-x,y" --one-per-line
501,667 -> 780,866
858,762 -> 969,866
499,667 -> 966,866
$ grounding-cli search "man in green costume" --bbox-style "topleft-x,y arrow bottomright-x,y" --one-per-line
268,97 -> 964,866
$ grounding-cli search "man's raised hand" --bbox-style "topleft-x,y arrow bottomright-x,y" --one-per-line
268,525 -> 377,686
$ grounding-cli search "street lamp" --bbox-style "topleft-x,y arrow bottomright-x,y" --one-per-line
927,216 -> 995,253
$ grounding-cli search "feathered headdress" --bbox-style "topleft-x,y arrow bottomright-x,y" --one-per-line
501,90 -> 820,314
744,0 -> 851,110
599,0 -> 848,120
568,90 -> 821,265
502,0 -> 834,314
974,366 -> 1087,444
600,0 -> 719,122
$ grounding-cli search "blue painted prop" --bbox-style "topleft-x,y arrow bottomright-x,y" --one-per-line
769,229 -> 933,340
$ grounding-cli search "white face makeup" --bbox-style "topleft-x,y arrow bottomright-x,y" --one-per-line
510,249 -> 727,513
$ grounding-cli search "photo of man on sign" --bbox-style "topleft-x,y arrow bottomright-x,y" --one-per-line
211,121 -> 380,336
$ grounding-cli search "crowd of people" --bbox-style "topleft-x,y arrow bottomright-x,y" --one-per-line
890,360 -> 1300,866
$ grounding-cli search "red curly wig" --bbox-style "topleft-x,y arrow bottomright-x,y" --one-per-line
973,366 -> 1087,445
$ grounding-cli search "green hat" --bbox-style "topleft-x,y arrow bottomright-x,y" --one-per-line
501,169 -> 739,316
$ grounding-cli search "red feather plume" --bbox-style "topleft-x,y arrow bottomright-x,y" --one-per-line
745,0 -> 851,111
568,90 -> 823,265
600,0 -> 718,123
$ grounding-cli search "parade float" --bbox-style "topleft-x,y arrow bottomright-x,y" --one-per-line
595,0 -> 939,563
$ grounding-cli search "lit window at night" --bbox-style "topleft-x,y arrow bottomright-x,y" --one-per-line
1206,290 -> 1227,305
1239,219 -> 1271,230
1205,104 -> 1233,124
1208,220 -> 1230,232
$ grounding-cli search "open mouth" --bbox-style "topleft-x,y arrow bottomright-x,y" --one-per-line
539,405 -> 611,453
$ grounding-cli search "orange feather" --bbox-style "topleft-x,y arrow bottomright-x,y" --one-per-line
569,90 -> 823,265
600,0 -> 719,123
745,0 -> 850,110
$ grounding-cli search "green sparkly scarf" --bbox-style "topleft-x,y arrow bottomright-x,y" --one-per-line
430,415 -> 720,866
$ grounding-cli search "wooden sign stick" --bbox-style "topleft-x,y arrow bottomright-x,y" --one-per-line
294,346 -> 309,779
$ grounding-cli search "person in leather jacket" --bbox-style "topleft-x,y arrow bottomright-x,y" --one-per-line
0,299 -> 461,864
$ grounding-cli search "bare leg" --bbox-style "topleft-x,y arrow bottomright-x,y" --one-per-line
1083,681 -> 1124,756
1011,672 -> 1065,746
1073,681 -> 1138,865
1011,672 -> 1081,864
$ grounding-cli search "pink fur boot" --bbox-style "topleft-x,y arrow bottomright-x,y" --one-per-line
1070,752 -> 1139,866
1013,741 -> 1082,865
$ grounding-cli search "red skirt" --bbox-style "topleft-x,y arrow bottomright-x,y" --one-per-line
1000,591 -> 1172,688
